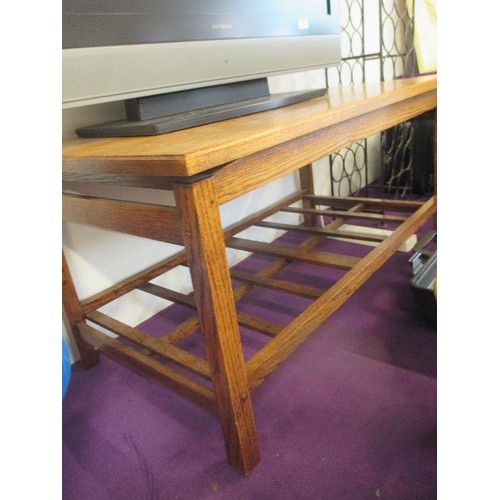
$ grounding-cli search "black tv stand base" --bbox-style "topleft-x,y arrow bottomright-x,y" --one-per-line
75,79 -> 326,138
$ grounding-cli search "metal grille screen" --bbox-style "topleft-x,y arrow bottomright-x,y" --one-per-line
326,0 -> 432,198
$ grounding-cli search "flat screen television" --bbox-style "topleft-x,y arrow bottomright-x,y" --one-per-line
62,0 -> 341,137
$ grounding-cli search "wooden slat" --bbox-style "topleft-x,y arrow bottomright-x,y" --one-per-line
81,250 -> 188,314
223,190 -> 307,239
138,282 -> 196,307
78,190 -> 307,317
231,259 -> 297,302
230,269 -> 323,299
255,220 -> 387,243
161,316 -> 200,344
77,321 -> 216,414
86,310 -> 211,380
295,202 -> 367,250
245,196 -> 437,390
305,195 -> 424,212
227,203 -> 367,305
63,193 -> 183,244
236,312 -> 282,337
227,237 -> 360,270
139,282 -> 283,337
280,206 -> 406,223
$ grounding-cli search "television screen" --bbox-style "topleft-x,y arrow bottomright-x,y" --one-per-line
62,0 -> 341,136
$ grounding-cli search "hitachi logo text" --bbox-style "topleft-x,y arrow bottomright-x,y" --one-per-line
212,23 -> 233,30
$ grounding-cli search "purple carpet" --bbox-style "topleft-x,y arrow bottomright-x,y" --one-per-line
62,220 -> 437,499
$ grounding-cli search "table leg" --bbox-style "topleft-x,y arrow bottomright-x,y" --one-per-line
299,163 -> 317,226
62,250 -> 99,368
174,177 -> 260,474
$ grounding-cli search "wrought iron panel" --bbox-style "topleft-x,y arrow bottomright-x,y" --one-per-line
327,0 -> 433,199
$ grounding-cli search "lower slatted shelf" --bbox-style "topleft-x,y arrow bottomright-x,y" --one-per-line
77,193 -> 436,412
76,320 -> 217,414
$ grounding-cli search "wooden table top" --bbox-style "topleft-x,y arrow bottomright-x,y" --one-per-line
62,75 -> 437,178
